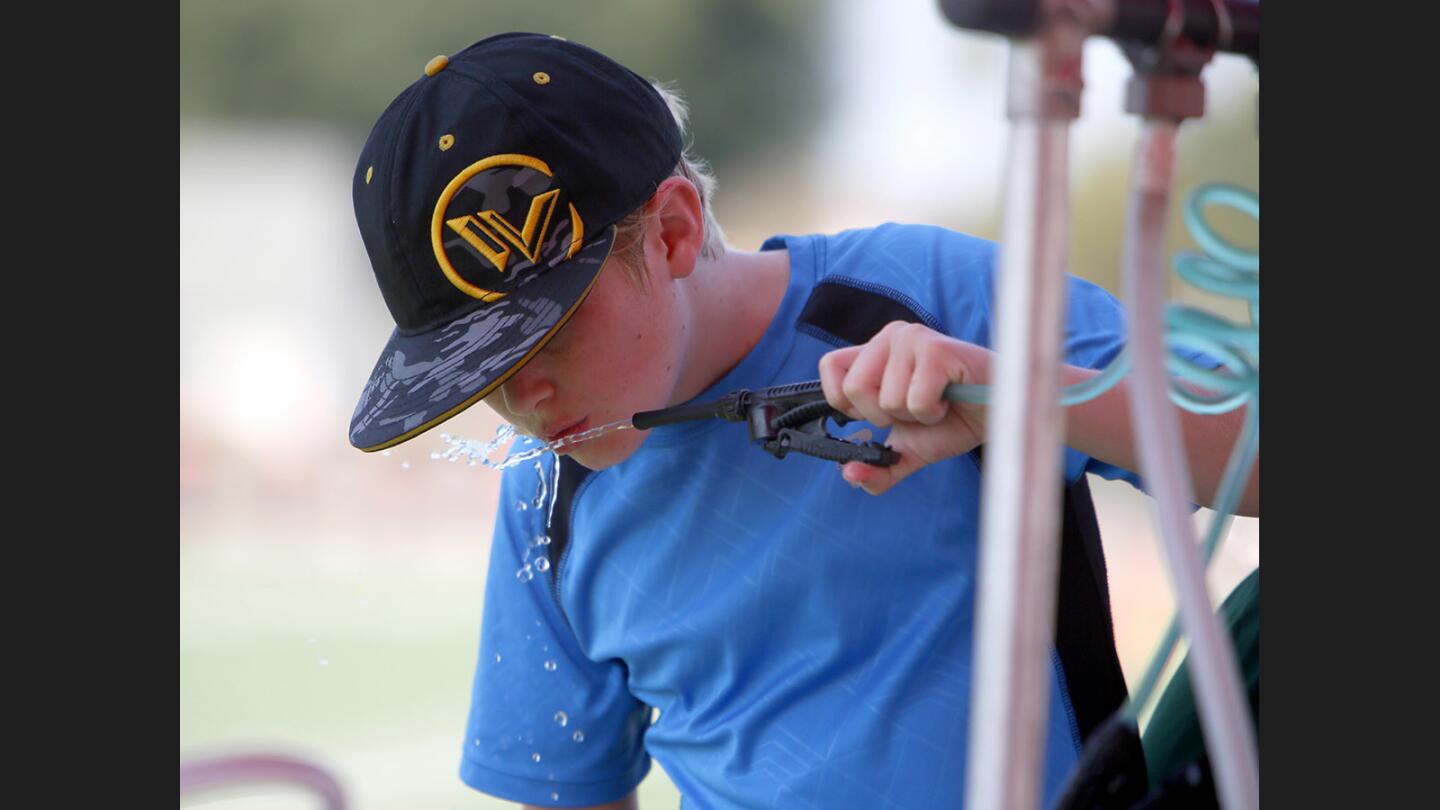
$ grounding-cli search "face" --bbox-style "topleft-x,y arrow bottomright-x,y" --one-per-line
482,255 -> 688,470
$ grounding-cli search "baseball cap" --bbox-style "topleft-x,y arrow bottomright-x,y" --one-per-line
348,32 -> 683,451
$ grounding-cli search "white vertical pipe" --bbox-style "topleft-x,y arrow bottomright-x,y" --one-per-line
1123,122 -> 1260,810
964,37 -> 1076,810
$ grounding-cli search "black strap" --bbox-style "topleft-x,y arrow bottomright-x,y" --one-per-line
546,455 -> 594,619
545,277 -> 1133,753
800,279 -> 1133,747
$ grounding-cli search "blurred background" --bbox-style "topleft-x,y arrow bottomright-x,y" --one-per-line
180,1 -> 1259,807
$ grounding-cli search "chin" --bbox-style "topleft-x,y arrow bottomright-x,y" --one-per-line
568,430 -> 646,471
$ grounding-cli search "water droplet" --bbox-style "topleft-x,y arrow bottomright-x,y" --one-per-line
441,433 -> 451,442
400,461 -> 411,469
473,738 -> 480,747
551,792 -> 560,801
532,459 -> 549,508
535,557 -> 551,572
494,653 -> 502,663
448,455 -> 458,463
516,500 -> 528,511
430,451 -> 441,460
516,565 -> 534,583
381,450 -> 392,457
543,660 -> 557,672
531,752 -> 542,763
306,637 -> 316,645
535,535 -> 552,546
319,658 -> 329,667
572,730 -> 585,743
554,711 -> 568,726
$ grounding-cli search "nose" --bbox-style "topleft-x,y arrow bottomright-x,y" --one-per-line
499,359 -> 555,418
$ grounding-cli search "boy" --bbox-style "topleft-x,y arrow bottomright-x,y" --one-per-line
348,32 -> 1256,809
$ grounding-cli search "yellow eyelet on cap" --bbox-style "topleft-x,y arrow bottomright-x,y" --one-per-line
365,166 -> 374,184
533,71 -> 551,85
424,55 -> 449,77
438,134 -> 455,151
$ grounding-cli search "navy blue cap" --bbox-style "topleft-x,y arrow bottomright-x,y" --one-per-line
349,32 -> 683,451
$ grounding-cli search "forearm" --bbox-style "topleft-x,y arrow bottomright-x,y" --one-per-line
1059,362 -> 1259,517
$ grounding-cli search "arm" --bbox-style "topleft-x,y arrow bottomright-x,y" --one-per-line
818,321 -> 1258,517
522,792 -> 637,810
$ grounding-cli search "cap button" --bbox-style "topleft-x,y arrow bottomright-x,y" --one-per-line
424,55 -> 449,77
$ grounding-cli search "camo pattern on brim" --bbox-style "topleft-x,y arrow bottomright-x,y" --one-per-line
348,226 -> 613,451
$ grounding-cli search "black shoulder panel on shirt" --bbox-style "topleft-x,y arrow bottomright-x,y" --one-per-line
796,278 -> 930,347
547,454 -> 595,617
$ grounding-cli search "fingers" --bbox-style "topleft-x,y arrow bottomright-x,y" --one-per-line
818,344 -> 862,419
907,339 -> 959,426
816,324 -> 990,497
827,321 -> 950,429
840,324 -> 896,427
877,332 -> 916,421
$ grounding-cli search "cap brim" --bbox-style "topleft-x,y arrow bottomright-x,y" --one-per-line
348,226 -> 614,451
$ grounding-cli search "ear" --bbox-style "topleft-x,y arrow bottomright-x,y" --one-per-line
643,176 -> 704,280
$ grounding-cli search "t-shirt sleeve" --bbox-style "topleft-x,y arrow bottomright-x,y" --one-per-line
460,455 -> 651,806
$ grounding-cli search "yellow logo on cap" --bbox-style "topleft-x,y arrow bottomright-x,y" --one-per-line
445,189 -> 559,273
432,155 -> 585,301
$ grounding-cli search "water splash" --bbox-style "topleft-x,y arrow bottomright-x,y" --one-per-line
431,419 -> 634,470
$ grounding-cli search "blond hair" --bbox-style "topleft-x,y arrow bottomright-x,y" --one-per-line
608,81 -> 727,288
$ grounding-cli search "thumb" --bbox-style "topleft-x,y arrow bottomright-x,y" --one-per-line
840,444 -> 929,496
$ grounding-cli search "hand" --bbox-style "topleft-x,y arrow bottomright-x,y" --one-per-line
818,322 -> 991,495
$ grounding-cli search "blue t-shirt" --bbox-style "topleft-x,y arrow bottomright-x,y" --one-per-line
461,224 -> 1145,808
